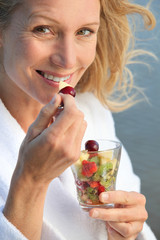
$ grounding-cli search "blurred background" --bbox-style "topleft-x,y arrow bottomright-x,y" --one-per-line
113,0 -> 160,239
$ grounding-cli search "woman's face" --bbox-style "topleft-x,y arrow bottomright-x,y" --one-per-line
0,0 -> 100,104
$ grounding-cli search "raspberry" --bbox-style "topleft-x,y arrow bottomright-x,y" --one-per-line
82,160 -> 98,177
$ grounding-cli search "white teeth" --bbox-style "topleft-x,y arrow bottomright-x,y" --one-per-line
44,73 -> 70,82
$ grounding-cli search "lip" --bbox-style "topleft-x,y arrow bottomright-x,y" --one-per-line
35,69 -> 73,87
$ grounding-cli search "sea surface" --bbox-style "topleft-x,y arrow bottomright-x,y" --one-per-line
113,1 -> 160,239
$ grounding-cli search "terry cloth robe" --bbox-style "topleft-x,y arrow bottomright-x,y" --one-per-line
0,92 -> 157,240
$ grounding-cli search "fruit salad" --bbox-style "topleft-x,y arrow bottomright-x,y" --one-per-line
71,140 -> 120,207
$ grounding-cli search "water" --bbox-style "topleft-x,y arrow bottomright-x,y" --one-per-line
113,1 -> 160,239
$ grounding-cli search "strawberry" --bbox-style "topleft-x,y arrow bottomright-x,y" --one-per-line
82,160 -> 98,177
98,185 -> 105,195
89,181 -> 100,188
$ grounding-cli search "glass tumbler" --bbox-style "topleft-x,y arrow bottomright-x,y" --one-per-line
71,139 -> 122,210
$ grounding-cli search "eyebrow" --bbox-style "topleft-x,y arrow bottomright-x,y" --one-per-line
28,14 -> 100,26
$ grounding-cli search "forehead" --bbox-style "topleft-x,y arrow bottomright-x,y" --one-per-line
20,0 -> 100,26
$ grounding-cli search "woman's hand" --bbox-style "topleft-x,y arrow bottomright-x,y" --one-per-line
15,93 -> 87,185
89,190 -> 148,240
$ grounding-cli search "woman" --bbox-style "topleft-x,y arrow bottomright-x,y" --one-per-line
0,0 -> 157,239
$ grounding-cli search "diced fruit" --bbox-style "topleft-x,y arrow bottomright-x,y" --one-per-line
59,81 -> 71,90
100,157 -> 110,165
81,194 -> 88,202
82,160 -> 98,177
99,151 -> 113,160
88,181 -> 100,188
76,168 -> 89,181
74,152 -> 90,168
85,140 -> 99,151
92,172 -> 101,181
79,152 -> 90,162
98,185 -> 105,194
76,180 -> 89,190
99,151 -> 113,165
100,177 -> 115,190
72,140 -> 119,206
98,162 -> 113,177
86,187 -> 99,202
89,156 -> 100,165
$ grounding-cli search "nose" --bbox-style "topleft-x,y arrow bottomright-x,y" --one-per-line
50,36 -> 76,69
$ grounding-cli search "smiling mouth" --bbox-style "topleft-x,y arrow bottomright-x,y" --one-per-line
36,70 -> 71,82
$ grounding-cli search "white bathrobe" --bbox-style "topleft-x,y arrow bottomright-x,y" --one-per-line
0,92 -> 157,240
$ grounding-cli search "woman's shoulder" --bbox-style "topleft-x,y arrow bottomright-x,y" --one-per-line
76,92 -> 111,115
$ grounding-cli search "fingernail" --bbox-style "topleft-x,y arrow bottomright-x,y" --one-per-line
92,210 -> 99,218
101,193 -> 109,202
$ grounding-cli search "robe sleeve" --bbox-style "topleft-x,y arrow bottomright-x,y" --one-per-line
0,205 -> 28,240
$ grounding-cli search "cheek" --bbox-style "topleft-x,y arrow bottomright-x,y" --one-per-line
2,38 -> 46,89
14,36 -> 50,65
79,42 -> 97,67
16,40 -> 44,65
3,39 -> 35,70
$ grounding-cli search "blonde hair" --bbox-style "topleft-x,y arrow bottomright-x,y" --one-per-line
76,0 -> 156,112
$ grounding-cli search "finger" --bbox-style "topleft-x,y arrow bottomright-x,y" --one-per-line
108,221 -> 143,238
107,227 -> 137,240
26,94 -> 62,141
107,225 -> 124,240
89,205 -> 147,222
99,191 -> 146,206
64,118 -> 87,161
106,222 -> 125,240
65,111 -> 86,143
49,94 -> 82,136
50,114 -> 87,165
106,222 -> 138,240
73,119 -> 87,156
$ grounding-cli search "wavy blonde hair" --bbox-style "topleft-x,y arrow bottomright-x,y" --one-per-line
0,0 -> 156,112
76,0 -> 156,112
